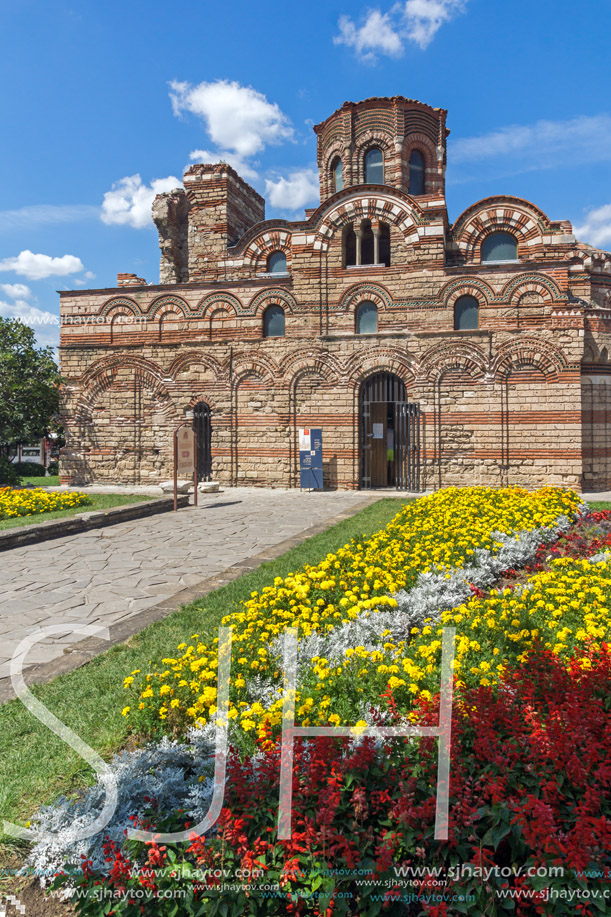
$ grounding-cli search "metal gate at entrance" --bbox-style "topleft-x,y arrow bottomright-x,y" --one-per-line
359,373 -> 421,491
193,402 -> 212,483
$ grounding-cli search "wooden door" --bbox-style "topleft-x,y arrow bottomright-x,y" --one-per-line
370,402 -> 387,487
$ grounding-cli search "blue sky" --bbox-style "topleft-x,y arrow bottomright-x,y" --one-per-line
1,0 -> 610,349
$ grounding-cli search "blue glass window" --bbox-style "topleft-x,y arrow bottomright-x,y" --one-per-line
332,158 -> 343,192
454,295 -> 479,331
268,251 -> 287,274
481,232 -> 518,262
409,150 -> 425,196
356,301 -> 378,334
364,148 -> 384,184
263,305 -> 285,337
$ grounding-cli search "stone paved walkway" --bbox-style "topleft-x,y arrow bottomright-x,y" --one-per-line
0,488 -> 381,695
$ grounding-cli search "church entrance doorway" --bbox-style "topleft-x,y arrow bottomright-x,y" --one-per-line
193,402 -> 212,482
359,373 -> 420,490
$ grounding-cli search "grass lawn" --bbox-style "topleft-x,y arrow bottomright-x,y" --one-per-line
0,496 -> 410,855
0,493 -> 153,531
18,475 -> 60,487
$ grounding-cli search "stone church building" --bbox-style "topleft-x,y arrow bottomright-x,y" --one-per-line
59,96 -> 611,492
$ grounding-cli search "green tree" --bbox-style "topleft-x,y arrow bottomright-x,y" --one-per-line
0,317 -> 61,461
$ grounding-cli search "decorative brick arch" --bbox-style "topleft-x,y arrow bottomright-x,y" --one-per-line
77,353 -> 164,386
314,193 -> 425,254
196,291 -> 243,319
320,140 -> 348,199
100,297 -> 142,319
74,367 -> 117,418
168,351 -> 225,382
500,272 -> 565,305
402,133 -> 438,194
451,196 -> 551,263
281,348 -> 343,386
186,393 -> 219,413
243,229 -> 292,273
354,131 -> 396,185
420,341 -> 488,383
148,294 -> 190,318
440,276 -> 495,310
109,310 -> 142,343
247,287 -> 297,316
75,359 -> 173,423
346,348 -> 418,390
230,352 -> 280,387
580,249 -> 611,273
493,338 -> 568,380
337,282 -> 393,315
207,305 -> 236,342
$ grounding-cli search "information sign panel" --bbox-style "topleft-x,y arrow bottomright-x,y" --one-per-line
173,423 -> 198,510
299,427 -> 323,490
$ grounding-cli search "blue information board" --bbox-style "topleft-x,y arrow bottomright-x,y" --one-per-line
299,428 -> 323,490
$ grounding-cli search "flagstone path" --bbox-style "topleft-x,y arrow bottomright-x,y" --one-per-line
0,488 -> 384,700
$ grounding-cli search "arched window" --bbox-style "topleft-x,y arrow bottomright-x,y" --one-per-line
267,251 -> 287,274
409,150 -> 425,196
263,305 -> 285,337
356,301 -> 378,334
331,157 -> 343,193
454,295 -> 479,331
364,148 -> 384,184
481,232 -> 518,263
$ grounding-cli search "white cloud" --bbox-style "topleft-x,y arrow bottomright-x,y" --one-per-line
334,10 -> 404,62
403,0 -> 465,49
0,203 -> 99,232
334,0 -> 465,61
0,282 -> 32,299
0,298 -> 59,349
265,169 -> 320,211
101,174 -> 183,229
170,79 -> 294,158
451,114 -> 611,166
188,149 -> 259,182
574,204 -> 611,250
0,250 -> 84,281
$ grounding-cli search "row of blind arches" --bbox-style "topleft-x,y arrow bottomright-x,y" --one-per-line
262,296 -> 481,337
330,148 -> 426,195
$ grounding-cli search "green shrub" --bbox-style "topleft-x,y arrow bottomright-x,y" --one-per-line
47,460 -> 59,475
14,460 -> 46,477
0,458 -> 19,486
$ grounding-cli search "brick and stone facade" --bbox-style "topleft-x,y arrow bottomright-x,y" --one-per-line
59,96 -> 611,492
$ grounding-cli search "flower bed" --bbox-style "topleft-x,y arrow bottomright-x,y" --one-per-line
299,553 -> 611,730
124,486 -> 581,738
54,647 -> 611,916
0,485 -> 91,519
30,485 -> 611,916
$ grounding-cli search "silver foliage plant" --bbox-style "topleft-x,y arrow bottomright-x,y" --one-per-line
266,516 -> 575,683
28,729 -> 216,881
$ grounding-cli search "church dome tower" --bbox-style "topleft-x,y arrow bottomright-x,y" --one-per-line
313,96 -> 448,204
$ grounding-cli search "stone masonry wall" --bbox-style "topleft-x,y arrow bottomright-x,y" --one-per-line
58,96 -> 611,493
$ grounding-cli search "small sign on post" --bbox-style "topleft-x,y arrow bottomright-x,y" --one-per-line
173,423 -> 198,511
